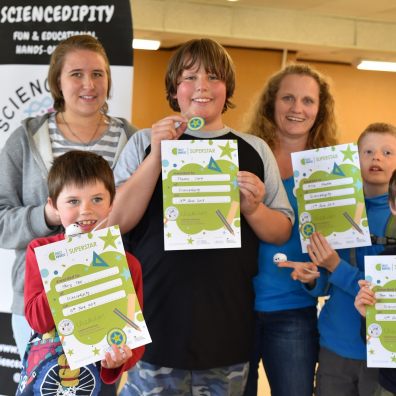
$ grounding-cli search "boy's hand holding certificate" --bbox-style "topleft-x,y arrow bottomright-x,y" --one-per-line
291,143 -> 371,252
161,139 -> 241,250
365,256 -> 396,368
34,226 -> 151,370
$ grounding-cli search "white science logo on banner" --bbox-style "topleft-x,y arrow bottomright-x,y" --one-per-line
0,64 -> 133,150
0,1 -> 133,393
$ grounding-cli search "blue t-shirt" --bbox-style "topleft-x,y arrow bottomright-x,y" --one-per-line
314,193 -> 390,360
253,176 -> 318,312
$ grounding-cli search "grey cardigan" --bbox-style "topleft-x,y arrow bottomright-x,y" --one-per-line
0,113 -> 135,315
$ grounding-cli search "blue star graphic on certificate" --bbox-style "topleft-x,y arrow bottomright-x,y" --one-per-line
121,267 -> 131,281
355,179 -> 363,191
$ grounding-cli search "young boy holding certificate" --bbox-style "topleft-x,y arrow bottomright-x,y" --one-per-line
110,38 -> 294,395
18,151 -> 144,396
355,168 -> 396,396
284,123 -> 396,396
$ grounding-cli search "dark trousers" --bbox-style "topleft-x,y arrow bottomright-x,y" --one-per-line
244,306 -> 319,396
315,347 -> 379,396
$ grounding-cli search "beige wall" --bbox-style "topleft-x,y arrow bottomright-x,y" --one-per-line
132,47 -> 396,143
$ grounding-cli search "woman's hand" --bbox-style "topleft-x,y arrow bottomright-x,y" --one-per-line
307,232 -> 340,272
277,260 -> 320,285
101,344 -> 132,369
237,171 -> 265,216
44,198 -> 61,227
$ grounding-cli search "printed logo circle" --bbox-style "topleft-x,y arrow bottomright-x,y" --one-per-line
165,206 -> 179,221
368,323 -> 382,337
58,319 -> 74,336
301,222 -> 315,238
300,212 -> 312,224
107,328 -> 126,346
187,116 -> 205,131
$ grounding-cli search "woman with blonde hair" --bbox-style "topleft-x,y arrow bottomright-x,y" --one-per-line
244,63 -> 338,396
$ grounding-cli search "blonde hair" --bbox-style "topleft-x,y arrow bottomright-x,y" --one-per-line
246,63 -> 338,150
357,122 -> 396,147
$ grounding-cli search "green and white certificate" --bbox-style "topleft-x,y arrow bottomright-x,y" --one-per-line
291,143 -> 371,253
161,139 -> 241,250
34,226 -> 151,370
365,255 -> 396,368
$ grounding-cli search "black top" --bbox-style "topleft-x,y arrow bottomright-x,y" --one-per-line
123,132 -> 265,369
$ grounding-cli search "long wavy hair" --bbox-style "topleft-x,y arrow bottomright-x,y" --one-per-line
246,63 -> 338,150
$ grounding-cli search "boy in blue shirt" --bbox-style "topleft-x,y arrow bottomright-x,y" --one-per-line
355,168 -> 396,395
284,122 -> 396,396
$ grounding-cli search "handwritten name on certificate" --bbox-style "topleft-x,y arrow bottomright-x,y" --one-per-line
161,139 -> 241,250
291,143 -> 371,253
34,226 -> 151,370
365,256 -> 396,368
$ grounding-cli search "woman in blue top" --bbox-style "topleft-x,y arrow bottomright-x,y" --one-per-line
243,63 -> 338,396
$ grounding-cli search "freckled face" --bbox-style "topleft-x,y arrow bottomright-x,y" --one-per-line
174,64 -> 226,130
274,74 -> 320,140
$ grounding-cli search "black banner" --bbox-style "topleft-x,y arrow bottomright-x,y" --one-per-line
0,0 -> 133,65
0,1 -> 133,393
0,312 -> 22,395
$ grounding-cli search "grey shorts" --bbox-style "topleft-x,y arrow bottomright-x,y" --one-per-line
315,347 -> 379,396
119,360 -> 249,396
374,384 -> 396,396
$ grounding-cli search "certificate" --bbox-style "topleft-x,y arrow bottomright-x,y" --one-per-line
34,226 -> 151,370
291,143 -> 371,252
365,255 -> 396,368
161,139 -> 241,250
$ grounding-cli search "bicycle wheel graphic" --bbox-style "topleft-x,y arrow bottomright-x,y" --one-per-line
33,355 -> 100,396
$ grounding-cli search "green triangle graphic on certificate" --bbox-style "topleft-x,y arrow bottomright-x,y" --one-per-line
92,252 -> 109,267
331,162 -> 345,177
208,157 -> 222,173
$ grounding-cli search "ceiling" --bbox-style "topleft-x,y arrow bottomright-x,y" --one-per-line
132,0 -> 396,64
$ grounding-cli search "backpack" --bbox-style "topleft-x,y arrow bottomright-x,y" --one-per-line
370,214 -> 396,246
350,214 -> 396,266
16,331 -> 102,396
